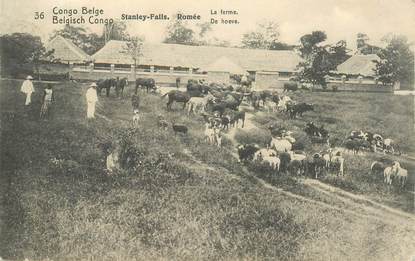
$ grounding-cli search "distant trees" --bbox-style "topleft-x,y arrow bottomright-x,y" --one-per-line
356,33 -> 381,55
0,33 -> 55,78
123,36 -> 145,76
103,20 -> 130,43
241,21 -> 282,50
50,25 -> 104,55
374,35 -> 414,89
164,14 -> 196,45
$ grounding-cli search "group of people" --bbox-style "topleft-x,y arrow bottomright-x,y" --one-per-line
20,75 -> 55,119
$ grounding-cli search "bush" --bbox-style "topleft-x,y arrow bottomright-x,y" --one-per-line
234,128 -> 270,147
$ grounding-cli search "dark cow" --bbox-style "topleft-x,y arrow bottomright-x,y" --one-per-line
135,78 -> 156,94
115,77 -> 129,98
97,78 -> 117,97
172,124 -> 188,135
278,152 -> 291,174
229,111 -> 246,128
237,144 -> 259,162
283,82 -> 298,92
287,103 -> 314,118
306,153 -> 327,179
208,94 -> 244,116
304,122 -> 329,140
249,90 -> 274,108
161,90 -> 191,110
186,80 -> 209,97
344,138 -> 369,154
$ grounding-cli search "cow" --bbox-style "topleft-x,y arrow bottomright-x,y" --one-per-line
277,95 -> 293,112
344,138 -> 369,155
161,90 -> 191,110
253,148 -> 278,161
279,152 -> 291,174
187,80 -> 210,97
115,77 -> 128,98
383,166 -> 394,185
392,161 -> 408,188
227,110 -> 245,128
270,137 -> 292,153
186,94 -> 215,115
370,161 -> 387,177
204,123 -> 216,144
383,138 -> 397,154
135,78 -> 156,93
237,144 -> 260,162
331,154 -> 345,176
307,153 -> 327,179
287,103 -> 314,118
264,100 -> 278,113
283,82 -> 298,92
97,78 -> 117,97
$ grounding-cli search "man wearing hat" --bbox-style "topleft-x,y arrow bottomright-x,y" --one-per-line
21,75 -> 35,106
86,82 -> 98,119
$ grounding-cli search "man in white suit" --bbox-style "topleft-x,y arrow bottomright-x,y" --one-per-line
21,75 -> 35,106
86,82 -> 98,119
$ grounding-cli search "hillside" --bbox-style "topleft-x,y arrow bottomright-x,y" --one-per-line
1,80 -> 414,261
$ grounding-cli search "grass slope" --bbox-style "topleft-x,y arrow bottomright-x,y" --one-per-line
1,80 -> 414,261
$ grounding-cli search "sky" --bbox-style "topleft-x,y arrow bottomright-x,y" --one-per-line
1,0 -> 414,51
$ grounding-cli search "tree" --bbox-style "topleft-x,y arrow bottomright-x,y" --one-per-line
374,35 -> 414,88
103,20 -> 130,43
164,14 -> 196,45
50,25 -> 104,55
356,33 -> 381,55
123,36 -> 144,78
1,33 -> 55,78
299,31 -> 327,58
241,21 -> 280,49
328,40 -> 350,69
296,31 -> 332,87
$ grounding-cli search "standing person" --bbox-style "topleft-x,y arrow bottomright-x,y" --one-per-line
131,92 -> 140,111
176,77 -> 181,88
40,84 -> 55,119
21,75 -> 35,106
86,82 -> 98,119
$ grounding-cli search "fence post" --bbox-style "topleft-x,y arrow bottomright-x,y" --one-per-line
170,66 -> 174,74
189,67 -> 193,75
150,66 -> 154,73
110,64 -> 115,76
131,65 -> 136,80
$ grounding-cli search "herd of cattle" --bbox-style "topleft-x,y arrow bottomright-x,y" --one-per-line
97,77 -> 408,188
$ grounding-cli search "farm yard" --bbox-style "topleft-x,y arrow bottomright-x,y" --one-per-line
1,78 -> 415,261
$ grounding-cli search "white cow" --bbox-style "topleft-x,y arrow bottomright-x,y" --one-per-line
277,95 -> 293,112
264,100 -> 278,113
253,148 -> 278,161
187,94 -> 215,115
262,156 -> 281,170
204,123 -> 216,145
392,161 -> 407,188
270,137 -> 292,153
383,166 -> 394,185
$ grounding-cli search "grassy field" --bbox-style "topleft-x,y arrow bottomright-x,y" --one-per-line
1,79 -> 414,261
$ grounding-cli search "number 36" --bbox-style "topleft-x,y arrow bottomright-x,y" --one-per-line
34,12 -> 45,20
